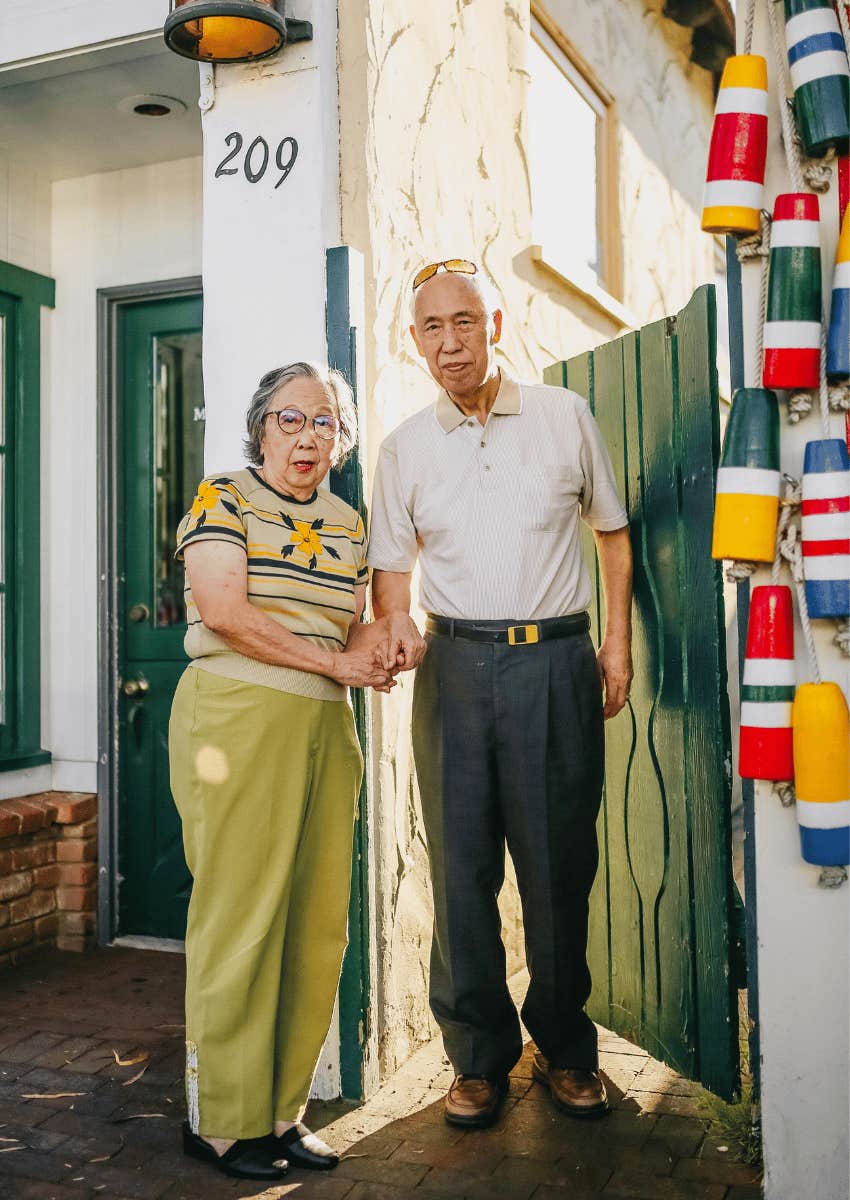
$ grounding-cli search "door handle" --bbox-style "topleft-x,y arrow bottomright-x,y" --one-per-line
128,603 -> 150,623
122,676 -> 150,698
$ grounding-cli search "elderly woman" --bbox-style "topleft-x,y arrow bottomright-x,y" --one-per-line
169,362 -> 395,1182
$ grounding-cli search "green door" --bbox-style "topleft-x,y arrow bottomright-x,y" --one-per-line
117,294 -> 204,939
545,285 -> 741,1101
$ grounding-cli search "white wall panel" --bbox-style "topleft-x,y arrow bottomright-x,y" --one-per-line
0,1 -> 167,67
48,156 -> 202,779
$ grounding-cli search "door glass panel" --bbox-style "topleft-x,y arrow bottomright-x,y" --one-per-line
153,331 -> 205,627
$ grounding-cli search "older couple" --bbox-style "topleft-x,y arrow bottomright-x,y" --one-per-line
169,261 -> 633,1181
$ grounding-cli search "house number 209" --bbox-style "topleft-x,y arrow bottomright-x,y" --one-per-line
214,132 -> 299,189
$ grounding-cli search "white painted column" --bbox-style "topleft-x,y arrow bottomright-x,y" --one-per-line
198,0 -> 345,1097
737,10 -> 850,1199
200,0 -> 340,475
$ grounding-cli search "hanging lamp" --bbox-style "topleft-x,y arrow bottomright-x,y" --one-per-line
164,0 -> 312,64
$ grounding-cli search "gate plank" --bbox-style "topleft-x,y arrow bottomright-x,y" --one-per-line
675,286 -> 738,1100
551,284 -> 739,1100
590,336 -> 644,1038
636,313 -> 697,1079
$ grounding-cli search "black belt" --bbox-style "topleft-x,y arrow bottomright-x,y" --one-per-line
425,612 -> 590,646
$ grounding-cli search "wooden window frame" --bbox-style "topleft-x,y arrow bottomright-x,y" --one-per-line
0,260 -> 54,771
530,4 -> 624,317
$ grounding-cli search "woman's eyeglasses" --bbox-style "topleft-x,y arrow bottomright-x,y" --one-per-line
412,259 -> 478,290
264,409 -> 340,440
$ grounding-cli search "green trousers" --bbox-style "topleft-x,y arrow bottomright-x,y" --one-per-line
169,666 -> 362,1139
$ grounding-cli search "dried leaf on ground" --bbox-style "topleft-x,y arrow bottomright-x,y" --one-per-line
21,1091 -> 85,1099
112,1112 -> 167,1123
121,1063 -> 149,1087
112,1049 -> 149,1067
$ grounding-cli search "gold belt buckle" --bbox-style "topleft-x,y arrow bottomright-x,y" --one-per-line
507,623 -> 539,646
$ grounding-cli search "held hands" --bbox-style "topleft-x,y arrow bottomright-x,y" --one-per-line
330,613 -> 427,693
597,637 -> 633,720
329,642 -> 398,692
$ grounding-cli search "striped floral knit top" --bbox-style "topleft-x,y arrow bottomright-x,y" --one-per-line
176,468 -> 368,701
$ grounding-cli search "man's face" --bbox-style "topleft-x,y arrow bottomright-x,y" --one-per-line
410,273 -> 502,397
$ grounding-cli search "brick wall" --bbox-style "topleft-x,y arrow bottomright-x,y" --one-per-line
0,792 -> 97,964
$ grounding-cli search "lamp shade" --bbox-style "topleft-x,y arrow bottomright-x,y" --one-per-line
164,0 -> 287,63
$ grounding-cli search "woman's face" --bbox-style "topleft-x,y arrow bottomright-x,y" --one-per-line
259,378 -> 340,500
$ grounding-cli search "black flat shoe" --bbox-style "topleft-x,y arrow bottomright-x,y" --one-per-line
273,1123 -> 339,1170
182,1122 -> 289,1180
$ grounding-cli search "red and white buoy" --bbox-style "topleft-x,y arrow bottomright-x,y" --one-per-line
739,585 -> 795,781
702,55 -> 769,237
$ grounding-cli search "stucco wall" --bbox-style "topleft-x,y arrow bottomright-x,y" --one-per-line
339,0 -> 718,1074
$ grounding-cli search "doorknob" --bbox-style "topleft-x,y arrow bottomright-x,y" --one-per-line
128,603 -> 150,623
122,676 -> 150,698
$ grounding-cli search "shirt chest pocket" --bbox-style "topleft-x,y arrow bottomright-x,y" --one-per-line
518,463 -> 583,532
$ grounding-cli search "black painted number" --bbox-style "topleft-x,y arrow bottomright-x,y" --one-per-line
244,136 -> 270,183
214,132 -> 299,190
275,137 -> 299,188
214,131 -> 242,177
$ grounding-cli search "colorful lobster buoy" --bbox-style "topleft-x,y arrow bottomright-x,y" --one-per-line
702,55 -> 769,236
763,193 -> 822,390
802,437 -> 850,617
712,388 -> 781,562
827,203 -> 850,382
784,0 -> 850,158
740,585 -> 796,781
793,681 -> 850,866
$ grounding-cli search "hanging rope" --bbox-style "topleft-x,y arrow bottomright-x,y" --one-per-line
778,522 -> 822,682
829,383 -> 850,412
772,473 -> 802,583
818,321 -> 834,439
768,1 -> 805,190
725,559 -> 758,582
834,618 -> 850,656
743,0 -> 757,56
837,0 -> 850,71
801,144 -> 836,193
773,780 -> 796,807
788,390 -> 814,421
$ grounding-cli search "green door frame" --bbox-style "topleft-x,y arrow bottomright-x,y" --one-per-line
96,276 -> 203,945
327,246 -> 374,1100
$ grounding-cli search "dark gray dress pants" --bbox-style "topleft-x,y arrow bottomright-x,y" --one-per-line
412,626 -> 605,1079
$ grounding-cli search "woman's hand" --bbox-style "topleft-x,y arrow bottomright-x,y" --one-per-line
328,645 -> 397,692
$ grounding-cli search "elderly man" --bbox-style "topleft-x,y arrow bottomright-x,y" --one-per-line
369,259 -> 633,1128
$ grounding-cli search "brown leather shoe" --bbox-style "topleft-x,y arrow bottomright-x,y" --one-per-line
532,1051 -> 608,1118
444,1074 -> 507,1128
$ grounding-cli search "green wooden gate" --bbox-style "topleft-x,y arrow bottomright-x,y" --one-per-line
545,285 -> 741,1101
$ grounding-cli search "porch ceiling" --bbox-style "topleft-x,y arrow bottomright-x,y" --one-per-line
0,39 -> 201,181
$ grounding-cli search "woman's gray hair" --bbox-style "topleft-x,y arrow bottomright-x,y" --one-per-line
244,361 -> 358,467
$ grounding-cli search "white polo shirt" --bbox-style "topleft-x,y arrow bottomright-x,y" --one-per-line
367,373 -> 628,620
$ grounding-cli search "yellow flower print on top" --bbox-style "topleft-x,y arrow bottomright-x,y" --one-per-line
280,514 -> 341,571
191,481 -> 220,519
290,520 -> 324,559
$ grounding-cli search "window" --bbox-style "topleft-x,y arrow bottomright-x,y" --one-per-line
528,14 -> 621,305
0,262 -> 54,770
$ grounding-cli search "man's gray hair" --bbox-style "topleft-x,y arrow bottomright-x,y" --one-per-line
244,361 -> 358,467
409,265 -> 501,325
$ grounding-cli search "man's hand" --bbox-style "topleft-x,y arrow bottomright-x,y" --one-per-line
597,638 -> 633,720
386,611 -> 427,672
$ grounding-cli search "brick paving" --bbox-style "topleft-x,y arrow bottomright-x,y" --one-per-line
0,948 -> 761,1199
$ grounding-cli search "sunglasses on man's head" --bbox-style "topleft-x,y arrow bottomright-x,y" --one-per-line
412,259 -> 478,290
